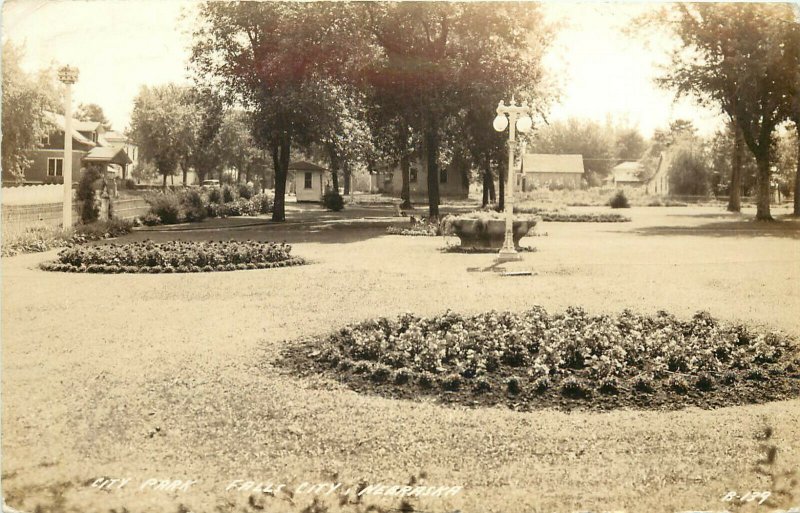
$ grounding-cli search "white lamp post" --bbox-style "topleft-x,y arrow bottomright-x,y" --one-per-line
493,97 -> 532,262
58,65 -> 79,228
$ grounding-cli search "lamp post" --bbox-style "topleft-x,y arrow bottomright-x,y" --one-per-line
58,65 -> 79,228
493,97 -> 532,262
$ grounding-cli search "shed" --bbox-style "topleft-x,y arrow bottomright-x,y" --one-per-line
521,153 -> 585,191
289,160 -> 329,202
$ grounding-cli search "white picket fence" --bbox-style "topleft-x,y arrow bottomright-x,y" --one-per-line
1,184 -> 68,206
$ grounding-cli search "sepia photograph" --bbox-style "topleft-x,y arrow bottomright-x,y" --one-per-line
1,1 -> 800,512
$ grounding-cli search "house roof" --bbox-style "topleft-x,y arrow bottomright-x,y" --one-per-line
610,161 -> 644,183
522,154 -> 584,174
83,146 -> 132,165
44,111 -> 99,147
102,130 -> 128,143
288,160 -> 328,172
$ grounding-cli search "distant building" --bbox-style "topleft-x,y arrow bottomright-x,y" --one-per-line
644,152 -> 673,196
3,111 -> 132,186
288,160 -> 330,202
608,161 -> 645,188
370,160 -> 469,200
520,153 -> 585,191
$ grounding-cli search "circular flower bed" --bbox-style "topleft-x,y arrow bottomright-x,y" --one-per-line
40,240 -> 305,273
283,307 -> 800,411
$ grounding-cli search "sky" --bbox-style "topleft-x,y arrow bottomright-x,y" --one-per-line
1,0 -> 725,138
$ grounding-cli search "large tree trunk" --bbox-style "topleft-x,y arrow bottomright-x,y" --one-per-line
425,124 -> 440,219
728,124 -> 744,212
755,153 -> 773,221
162,172 -> 167,189
271,136 -> 290,222
343,162 -> 351,196
794,125 -> 800,216
182,168 -> 187,186
399,122 -> 411,209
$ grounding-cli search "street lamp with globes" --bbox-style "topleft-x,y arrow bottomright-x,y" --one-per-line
493,97 -> 533,261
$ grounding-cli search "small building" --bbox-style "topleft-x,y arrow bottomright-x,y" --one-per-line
289,160 -> 330,202
608,161 -> 645,188
370,160 -> 469,199
520,153 -> 584,191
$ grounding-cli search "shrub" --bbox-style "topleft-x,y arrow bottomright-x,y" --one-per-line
123,178 -> 137,190
696,373 -> 715,391
221,184 -> 234,203
250,193 -> 273,214
141,212 -> 162,226
146,192 -> 182,224
370,364 -> 392,383
323,190 -> 345,212
208,187 -> 222,204
77,168 -> 103,223
180,189 -> 207,222
634,374 -> 655,393
238,183 -> 254,200
599,376 -> 619,394
473,378 -> 491,394
533,376 -> 551,393
506,376 -> 522,395
40,240 -> 305,274
561,376 -> 590,398
668,375 -> 689,394
393,368 -> 412,385
608,190 -> 630,209
441,374 -> 462,392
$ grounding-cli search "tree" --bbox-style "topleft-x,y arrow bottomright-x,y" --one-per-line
184,87 -> 225,185
669,146 -> 711,196
75,103 -> 111,130
218,110 -> 262,184
129,84 -> 194,187
531,118 -> 615,177
364,2 -> 550,218
1,42 -> 60,183
191,2 -> 367,221
659,3 -> 800,220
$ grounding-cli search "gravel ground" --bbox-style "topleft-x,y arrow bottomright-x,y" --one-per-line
2,204 -> 800,513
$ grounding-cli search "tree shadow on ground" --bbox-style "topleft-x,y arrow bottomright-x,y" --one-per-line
634,217 -> 800,239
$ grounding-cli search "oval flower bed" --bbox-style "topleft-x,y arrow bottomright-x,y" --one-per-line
283,308 -> 800,411
40,240 -> 305,273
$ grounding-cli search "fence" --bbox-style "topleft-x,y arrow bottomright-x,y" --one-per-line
2,186 -> 149,235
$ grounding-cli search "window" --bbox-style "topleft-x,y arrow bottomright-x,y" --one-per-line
47,158 -> 64,177
41,135 -> 50,146
304,172 -> 313,189
440,169 -> 448,184
409,168 -> 418,183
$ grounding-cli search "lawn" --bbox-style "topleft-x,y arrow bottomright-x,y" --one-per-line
2,203 -> 800,513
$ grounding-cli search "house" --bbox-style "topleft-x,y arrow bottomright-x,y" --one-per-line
288,160 -> 330,202
3,112 -> 132,186
519,153 -> 584,191
608,161 -> 645,188
644,152 -> 673,196
102,130 -> 139,179
370,160 -> 469,199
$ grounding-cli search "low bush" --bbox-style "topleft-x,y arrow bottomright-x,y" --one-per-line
221,185 -> 234,203
77,168 -> 103,223
123,178 -> 137,190
238,183 -> 254,200
608,190 -> 630,209
208,187 -> 222,204
180,189 -> 207,222
40,240 -> 305,274
145,192 -> 182,224
323,190 -> 345,212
